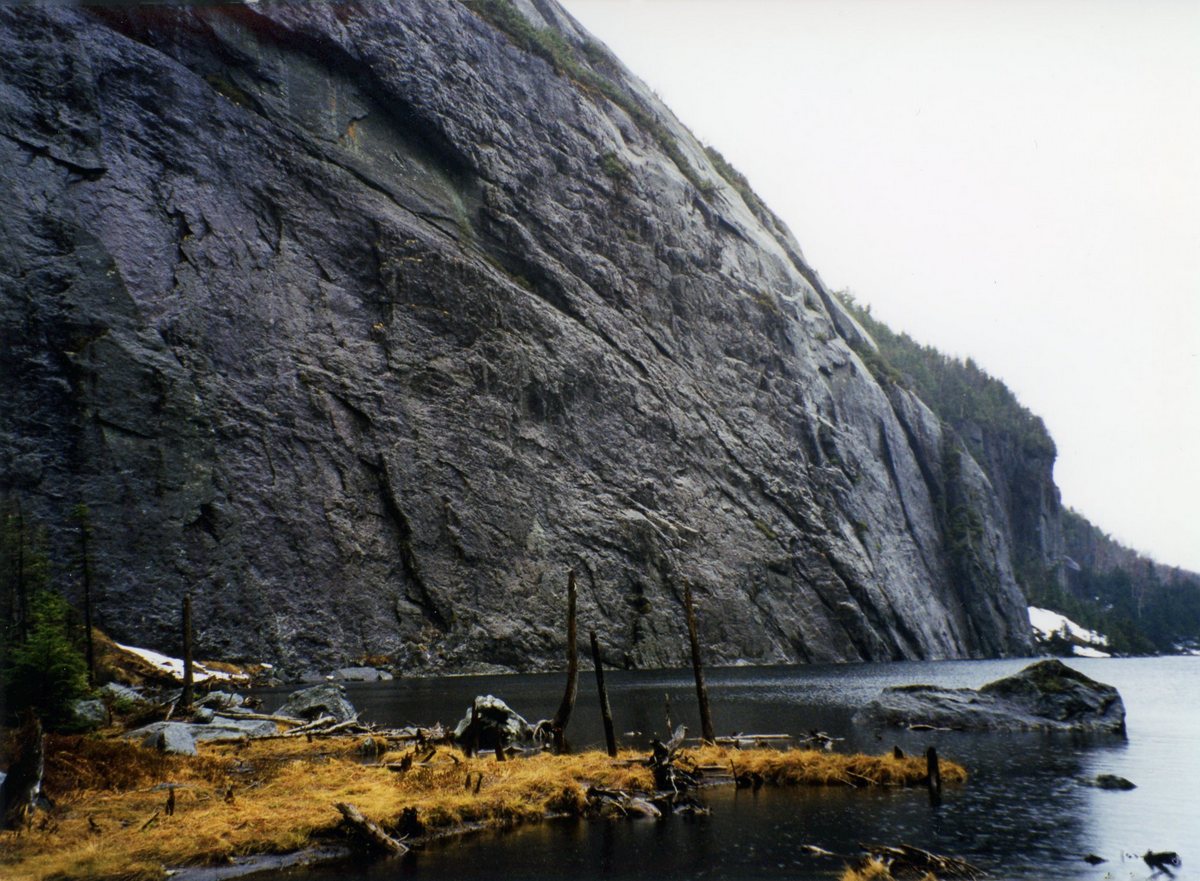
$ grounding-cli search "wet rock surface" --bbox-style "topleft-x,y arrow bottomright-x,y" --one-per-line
857,659 -> 1127,734
0,1 -> 1035,672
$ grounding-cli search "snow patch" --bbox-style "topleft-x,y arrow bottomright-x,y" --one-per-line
115,642 -> 235,683
1071,645 -> 1112,659
1028,606 -> 1111,657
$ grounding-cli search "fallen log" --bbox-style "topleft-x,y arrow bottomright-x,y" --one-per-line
861,843 -> 986,879
334,802 -> 408,855
210,711 -> 303,726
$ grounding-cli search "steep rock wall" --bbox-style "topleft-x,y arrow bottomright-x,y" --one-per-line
0,0 -> 1032,673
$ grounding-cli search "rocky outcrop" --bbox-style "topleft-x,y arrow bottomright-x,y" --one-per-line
857,659 -> 1126,734
0,1 -> 1034,673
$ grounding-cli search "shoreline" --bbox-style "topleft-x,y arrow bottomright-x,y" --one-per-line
1,735 -> 964,881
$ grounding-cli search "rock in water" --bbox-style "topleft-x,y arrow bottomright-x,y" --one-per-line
857,659 -> 1126,734
0,1 -> 1038,672
278,683 -> 357,723
1092,774 -> 1136,790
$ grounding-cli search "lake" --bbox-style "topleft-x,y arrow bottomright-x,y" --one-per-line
254,657 -> 1198,880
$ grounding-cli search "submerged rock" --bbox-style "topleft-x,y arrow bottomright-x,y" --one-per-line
1091,774 -> 1136,790
278,683 -> 357,723
857,659 -> 1126,734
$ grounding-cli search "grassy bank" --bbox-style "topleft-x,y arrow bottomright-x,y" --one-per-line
1,736 -> 964,881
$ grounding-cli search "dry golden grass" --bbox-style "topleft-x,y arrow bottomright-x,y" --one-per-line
688,744 -> 968,788
1,738 -> 964,881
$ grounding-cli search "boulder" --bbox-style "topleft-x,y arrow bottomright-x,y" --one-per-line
100,682 -> 147,705
277,683 -> 357,723
330,667 -> 393,682
130,722 -> 198,755
453,695 -> 535,752
856,660 -> 1126,734
70,699 -> 107,729
198,691 -> 245,710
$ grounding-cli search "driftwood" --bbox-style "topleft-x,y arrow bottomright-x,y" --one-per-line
210,711 -> 305,726
334,802 -> 408,855
714,733 -> 793,748
860,843 -> 986,879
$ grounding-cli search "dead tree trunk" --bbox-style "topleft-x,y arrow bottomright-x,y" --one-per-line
181,594 -> 194,712
926,745 -> 942,806
550,568 -> 578,754
0,715 -> 44,830
77,505 -> 95,687
683,579 -> 715,743
590,630 -> 617,757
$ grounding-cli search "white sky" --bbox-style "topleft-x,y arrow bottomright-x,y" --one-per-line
562,0 -> 1200,573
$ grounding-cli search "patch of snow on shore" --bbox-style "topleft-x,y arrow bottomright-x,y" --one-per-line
115,642 -> 234,682
1028,606 -> 1111,657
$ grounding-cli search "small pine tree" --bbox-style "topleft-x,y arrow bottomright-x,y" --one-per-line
3,590 -> 89,729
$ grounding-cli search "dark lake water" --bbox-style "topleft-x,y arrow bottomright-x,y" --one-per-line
254,657 -> 1199,881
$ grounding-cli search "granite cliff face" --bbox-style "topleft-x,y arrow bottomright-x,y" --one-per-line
0,0 -> 1034,673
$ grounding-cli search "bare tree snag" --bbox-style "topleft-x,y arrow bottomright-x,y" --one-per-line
590,630 -> 617,757
683,579 -> 715,743
74,504 -> 95,687
926,745 -> 942,806
181,594 -> 194,712
550,568 -> 578,753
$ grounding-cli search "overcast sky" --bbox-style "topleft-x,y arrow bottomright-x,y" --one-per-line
563,0 -> 1200,573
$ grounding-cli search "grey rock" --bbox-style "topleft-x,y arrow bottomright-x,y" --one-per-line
100,682 -> 147,706
1092,774 -> 1136,790
857,659 -> 1126,734
127,718 -> 277,752
193,707 -> 216,723
278,683 -> 357,723
0,1 -> 1040,672
131,722 -> 198,756
453,695 -> 535,750
330,667 -> 393,682
71,699 -> 107,729
198,691 -> 245,710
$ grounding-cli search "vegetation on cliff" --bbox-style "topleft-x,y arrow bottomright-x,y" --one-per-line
835,293 -> 1200,654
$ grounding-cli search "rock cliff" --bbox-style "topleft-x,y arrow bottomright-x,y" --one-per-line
0,0 -> 1034,673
